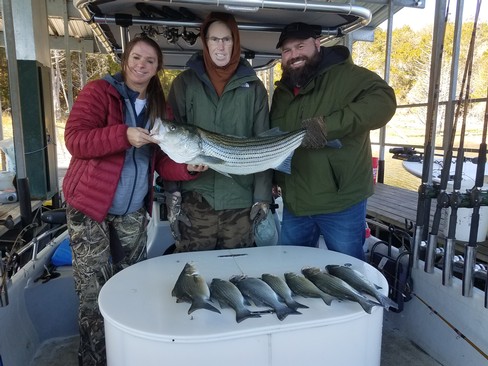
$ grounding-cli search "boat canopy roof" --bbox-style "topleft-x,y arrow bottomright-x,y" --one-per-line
71,0 -> 416,69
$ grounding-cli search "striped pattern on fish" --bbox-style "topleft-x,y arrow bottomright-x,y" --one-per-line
230,275 -> 301,321
210,278 -> 261,323
261,273 -> 309,310
150,119 -> 306,176
302,266 -> 381,314
325,264 -> 399,311
284,272 -> 336,306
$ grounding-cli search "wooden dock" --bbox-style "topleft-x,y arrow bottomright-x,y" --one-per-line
367,183 -> 422,231
0,200 -> 43,237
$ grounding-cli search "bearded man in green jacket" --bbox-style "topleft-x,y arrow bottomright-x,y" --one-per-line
271,22 -> 397,260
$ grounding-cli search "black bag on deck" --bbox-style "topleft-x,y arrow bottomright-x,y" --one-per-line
369,240 -> 412,312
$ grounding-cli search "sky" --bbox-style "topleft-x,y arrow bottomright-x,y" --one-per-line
381,1 -> 488,30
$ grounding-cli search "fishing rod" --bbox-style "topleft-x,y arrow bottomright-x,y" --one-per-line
444,98 -> 469,283
484,92 -> 488,307
468,86 -> 487,300
411,0 -> 450,269
425,91 -> 469,275
461,0 -> 483,298
441,36 -> 477,284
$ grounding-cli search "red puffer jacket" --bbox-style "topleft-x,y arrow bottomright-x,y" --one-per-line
63,79 -> 195,222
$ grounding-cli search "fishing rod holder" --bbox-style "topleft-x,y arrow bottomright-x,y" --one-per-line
462,245 -> 477,297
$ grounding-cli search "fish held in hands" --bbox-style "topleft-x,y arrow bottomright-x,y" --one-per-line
150,118 -> 306,177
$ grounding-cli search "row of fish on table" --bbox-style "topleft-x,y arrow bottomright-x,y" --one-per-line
171,262 -> 399,323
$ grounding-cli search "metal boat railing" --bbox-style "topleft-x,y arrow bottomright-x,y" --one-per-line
0,220 -> 67,307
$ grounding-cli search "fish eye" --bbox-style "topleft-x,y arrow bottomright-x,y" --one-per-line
169,124 -> 176,131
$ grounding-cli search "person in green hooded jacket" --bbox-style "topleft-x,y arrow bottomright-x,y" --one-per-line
271,22 -> 397,260
167,12 -> 272,252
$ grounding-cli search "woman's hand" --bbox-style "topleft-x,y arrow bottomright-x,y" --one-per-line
187,164 -> 208,174
127,127 -> 158,148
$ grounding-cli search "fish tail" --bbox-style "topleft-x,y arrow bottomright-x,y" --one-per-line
236,309 -> 262,323
188,299 -> 221,315
358,298 -> 379,314
286,299 -> 309,310
320,293 -> 335,306
276,306 -> 301,321
378,294 -> 399,311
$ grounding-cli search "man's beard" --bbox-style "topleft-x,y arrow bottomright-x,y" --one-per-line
281,49 -> 321,88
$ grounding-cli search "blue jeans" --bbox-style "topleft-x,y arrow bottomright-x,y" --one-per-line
280,200 -> 367,260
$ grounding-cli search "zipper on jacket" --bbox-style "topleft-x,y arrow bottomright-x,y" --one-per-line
120,98 -> 141,215
121,148 -> 139,216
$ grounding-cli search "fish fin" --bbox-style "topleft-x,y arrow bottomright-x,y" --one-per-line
358,298 -> 381,314
195,155 -> 225,165
188,299 -> 221,314
236,309 -> 261,323
257,127 -> 288,137
320,293 -> 336,306
211,167 -> 232,178
276,306 -> 301,321
378,294 -> 399,311
274,153 -> 294,174
287,299 -> 309,309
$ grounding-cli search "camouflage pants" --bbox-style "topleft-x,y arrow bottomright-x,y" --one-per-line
174,191 -> 254,252
66,205 -> 148,366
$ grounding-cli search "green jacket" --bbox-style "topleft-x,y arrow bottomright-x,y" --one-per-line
270,45 -> 396,216
167,52 -> 272,210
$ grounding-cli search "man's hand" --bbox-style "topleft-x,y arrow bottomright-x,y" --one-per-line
250,202 -> 269,226
165,191 -> 191,241
301,116 -> 342,149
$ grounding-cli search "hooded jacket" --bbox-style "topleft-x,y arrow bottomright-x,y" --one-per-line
271,45 -> 396,216
63,77 -> 195,222
167,53 -> 272,210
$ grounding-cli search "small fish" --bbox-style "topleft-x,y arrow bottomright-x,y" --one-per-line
171,262 -> 221,315
302,267 -> 380,314
284,272 -> 336,306
210,278 -> 261,323
325,264 -> 399,311
261,273 -> 308,310
230,275 -> 301,321
150,118 -> 306,177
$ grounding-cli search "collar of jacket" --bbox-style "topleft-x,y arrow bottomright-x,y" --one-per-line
103,72 -> 140,103
186,52 -> 257,82
279,45 -> 351,92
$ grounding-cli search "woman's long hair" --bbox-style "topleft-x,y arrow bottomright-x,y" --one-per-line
121,36 -> 166,127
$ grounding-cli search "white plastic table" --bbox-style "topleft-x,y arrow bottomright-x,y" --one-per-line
99,246 -> 388,366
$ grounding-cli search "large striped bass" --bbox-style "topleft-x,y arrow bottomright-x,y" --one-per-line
150,118 -> 306,176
